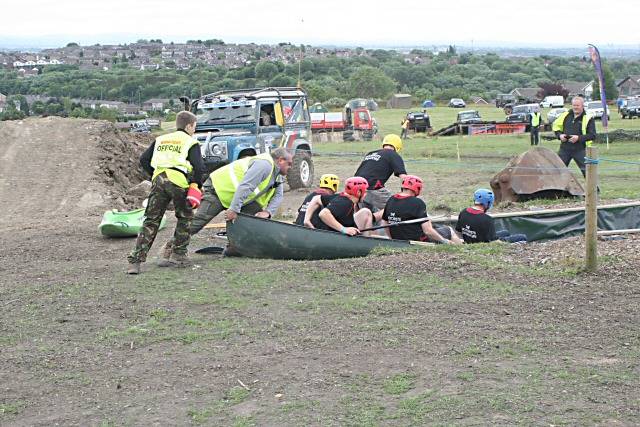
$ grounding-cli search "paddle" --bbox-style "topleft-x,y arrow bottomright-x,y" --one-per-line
359,215 -> 445,233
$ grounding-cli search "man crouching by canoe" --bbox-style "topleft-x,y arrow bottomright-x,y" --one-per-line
315,177 -> 376,236
158,147 -> 292,262
294,174 -> 340,226
381,175 -> 462,244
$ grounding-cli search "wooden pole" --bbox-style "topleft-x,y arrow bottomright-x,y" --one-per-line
585,146 -> 598,271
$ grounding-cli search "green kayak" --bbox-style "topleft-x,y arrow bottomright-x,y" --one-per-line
99,208 -> 167,238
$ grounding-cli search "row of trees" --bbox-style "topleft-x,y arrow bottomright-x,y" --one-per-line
1,51 -> 636,106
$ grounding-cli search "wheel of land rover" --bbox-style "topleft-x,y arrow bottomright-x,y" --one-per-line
287,151 -> 314,189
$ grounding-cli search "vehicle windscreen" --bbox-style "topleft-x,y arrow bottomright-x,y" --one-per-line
627,100 -> 640,107
459,112 -> 479,120
512,106 -> 528,114
587,102 -> 603,109
195,101 -> 256,124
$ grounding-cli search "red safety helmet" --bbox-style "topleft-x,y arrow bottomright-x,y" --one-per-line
344,176 -> 369,200
401,175 -> 423,196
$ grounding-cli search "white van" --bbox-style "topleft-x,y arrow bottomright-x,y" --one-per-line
540,95 -> 564,108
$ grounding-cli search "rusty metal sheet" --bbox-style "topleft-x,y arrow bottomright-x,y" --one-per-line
490,147 -> 585,203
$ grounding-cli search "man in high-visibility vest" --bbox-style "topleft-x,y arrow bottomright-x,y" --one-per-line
158,147 -> 292,261
127,111 -> 205,274
529,109 -> 542,146
552,96 -> 596,177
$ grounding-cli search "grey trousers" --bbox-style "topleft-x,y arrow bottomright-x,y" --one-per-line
190,181 -> 262,236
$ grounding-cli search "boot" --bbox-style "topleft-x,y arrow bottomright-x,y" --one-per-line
168,252 -> 192,267
157,241 -> 173,267
126,262 -> 141,275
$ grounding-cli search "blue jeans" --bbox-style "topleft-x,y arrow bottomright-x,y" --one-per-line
496,230 -> 527,243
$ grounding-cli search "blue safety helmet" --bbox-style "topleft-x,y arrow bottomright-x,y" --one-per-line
474,188 -> 495,211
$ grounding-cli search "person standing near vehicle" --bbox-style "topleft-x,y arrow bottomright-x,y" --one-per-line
126,111 -> 205,274
530,108 -> 541,146
354,134 -> 407,211
400,118 -> 409,139
381,175 -> 461,244
158,148 -> 292,262
552,96 -> 596,177
294,174 -> 340,226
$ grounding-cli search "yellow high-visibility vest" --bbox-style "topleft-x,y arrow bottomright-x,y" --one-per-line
150,130 -> 198,188
552,111 -> 593,146
211,153 -> 277,209
531,111 -> 541,127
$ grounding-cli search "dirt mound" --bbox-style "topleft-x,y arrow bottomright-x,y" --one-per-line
0,117 -> 153,231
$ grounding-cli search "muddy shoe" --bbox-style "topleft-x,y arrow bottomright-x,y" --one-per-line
168,253 -> 192,267
157,241 -> 173,267
126,262 -> 141,275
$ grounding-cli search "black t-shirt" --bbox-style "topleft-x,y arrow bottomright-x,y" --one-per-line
295,189 -> 333,225
354,149 -> 407,189
316,193 -> 357,230
382,194 -> 428,240
455,207 -> 496,243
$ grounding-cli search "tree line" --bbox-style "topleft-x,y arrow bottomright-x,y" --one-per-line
1,50 -> 637,112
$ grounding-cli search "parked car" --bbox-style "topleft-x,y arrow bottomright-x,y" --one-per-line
448,98 -> 466,108
546,108 -> 568,125
585,101 -> 610,120
187,87 -> 314,189
404,111 -> 431,132
456,110 -> 482,124
540,95 -> 564,108
619,99 -> 640,119
506,104 -> 540,123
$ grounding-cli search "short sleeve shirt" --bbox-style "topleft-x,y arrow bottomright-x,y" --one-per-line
316,193 -> 357,230
354,149 -> 406,189
382,194 -> 428,240
455,207 -> 496,243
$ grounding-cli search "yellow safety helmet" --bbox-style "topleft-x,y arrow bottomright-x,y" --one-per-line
319,174 -> 340,192
382,134 -> 403,152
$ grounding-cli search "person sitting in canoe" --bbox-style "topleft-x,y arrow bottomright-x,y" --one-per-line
316,177 -> 375,236
354,134 -> 407,212
380,175 -> 462,244
455,189 -> 527,244
294,174 -> 340,226
158,147 -> 293,262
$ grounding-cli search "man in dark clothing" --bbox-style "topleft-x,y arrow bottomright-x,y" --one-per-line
127,111 -> 205,274
354,133 -> 407,211
552,96 -> 597,177
294,174 -> 339,226
455,189 -> 527,244
381,175 -> 461,244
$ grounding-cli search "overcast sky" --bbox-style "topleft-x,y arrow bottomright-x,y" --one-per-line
3,0 -> 639,48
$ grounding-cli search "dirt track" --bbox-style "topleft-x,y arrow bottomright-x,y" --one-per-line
1,118 -> 639,425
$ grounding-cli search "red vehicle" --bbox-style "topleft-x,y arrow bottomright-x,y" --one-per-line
310,107 -> 376,140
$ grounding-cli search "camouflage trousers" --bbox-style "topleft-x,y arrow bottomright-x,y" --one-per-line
127,173 -> 193,263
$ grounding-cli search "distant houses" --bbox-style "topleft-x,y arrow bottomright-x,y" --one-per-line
616,75 -> 640,97
509,87 -> 540,103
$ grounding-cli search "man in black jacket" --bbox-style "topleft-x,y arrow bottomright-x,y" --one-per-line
552,96 -> 597,177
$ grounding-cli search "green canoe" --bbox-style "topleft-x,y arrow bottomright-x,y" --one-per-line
99,208 -> 168,238
226,213 -> 416,260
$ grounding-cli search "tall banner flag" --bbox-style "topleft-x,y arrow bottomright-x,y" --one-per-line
588,44 -> 609,148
